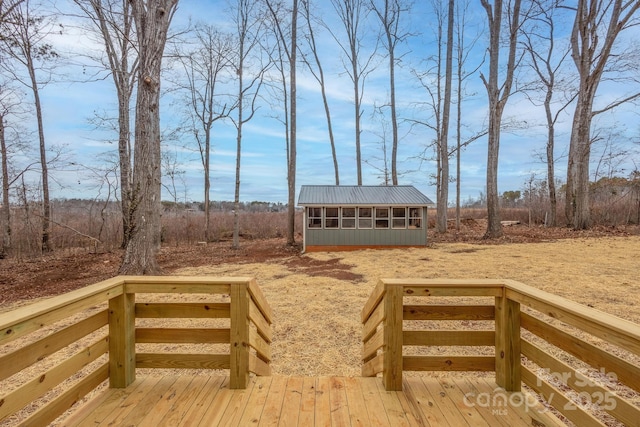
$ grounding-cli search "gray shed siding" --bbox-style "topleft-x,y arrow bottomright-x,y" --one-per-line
305,225 -> 426,246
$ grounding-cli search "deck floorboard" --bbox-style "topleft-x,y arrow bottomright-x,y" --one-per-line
60,375 -> 566,426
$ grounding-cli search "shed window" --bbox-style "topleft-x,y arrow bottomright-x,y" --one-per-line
342,207 -> 356,229
308,207 -> 322,228
325,207 -> 339,228
409,207 -> 422,229
392,207 -> 407,229
375,207 -> 389,229
358,207 -> 372,229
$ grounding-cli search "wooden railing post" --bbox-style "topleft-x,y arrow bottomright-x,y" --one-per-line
108,289 -> 135,388
230,281 -> 250,389
495,292 -> 521,391
383,283 -> 404,391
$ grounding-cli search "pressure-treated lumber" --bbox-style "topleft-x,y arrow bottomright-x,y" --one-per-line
382,283 -> 404,390
495,294 -> 521,391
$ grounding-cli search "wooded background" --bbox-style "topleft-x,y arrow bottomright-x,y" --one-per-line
1,0 -> 639,269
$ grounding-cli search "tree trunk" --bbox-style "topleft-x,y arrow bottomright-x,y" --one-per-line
0,115 -> 10,257
455,25 -> 462,232
301,0 -> 339,184
287,0 -> 298,246
118,95 -> 133,247
566,93 -> 593,229
480,0 -> 522,239
386,19 -> 398,186
544,90 -> 556,227
120,0 -> 178,275
436,0 -> 454,234
564,0 -> 640,230
354,69 -> 362,185
324,86 -> 339,185
204,129 -> 211,241
481,0 -> 503,239
233,42 -> 244,250
28,65 -> 51,252
485,104 -> 503,238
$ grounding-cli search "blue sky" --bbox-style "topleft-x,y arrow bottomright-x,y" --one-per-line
10,0 -> 640,205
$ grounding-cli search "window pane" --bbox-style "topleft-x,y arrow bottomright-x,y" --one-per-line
342,218 -> 356,228
375,219 -> 389,228
359,207 -> 372,218
325,207 -> 338,228
393,218 -> 406,228
375,207 -> 389,218
358,218 -> 372,228
308,207 -> 322,228
325,218 -> 338,228
375,207 -> 389,228
309,218 -> 322,228
408,207 -> 422,229
342,207 -> 356,228
358,207 -> 372,229
392,207 -> 406,229
342,207 -> 356,217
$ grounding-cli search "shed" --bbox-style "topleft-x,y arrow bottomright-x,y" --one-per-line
297,185 -> 435,252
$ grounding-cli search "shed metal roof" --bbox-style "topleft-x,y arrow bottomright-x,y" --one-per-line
298,185 -> 435,206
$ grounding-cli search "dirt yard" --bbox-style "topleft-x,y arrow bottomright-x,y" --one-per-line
1,222 -> 639,377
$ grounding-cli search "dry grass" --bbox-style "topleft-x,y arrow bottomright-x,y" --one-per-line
176,235 -> 640,377
3,235 -> 639,426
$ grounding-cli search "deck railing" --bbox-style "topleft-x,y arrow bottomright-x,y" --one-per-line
362,278 -> 640,426
0,276 -> 272,426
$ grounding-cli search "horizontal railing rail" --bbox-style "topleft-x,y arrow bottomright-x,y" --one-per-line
362,278 -> 640,426
0,276 -> 272,426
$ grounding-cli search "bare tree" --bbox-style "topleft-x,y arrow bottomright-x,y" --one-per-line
411,0 -> 450,232
369,0 -> 412,186
565,0 -> 640,229
0,2 -> 60,252
0,83 -> 27,257
289,0 -> 298,247
171,24 -> 234,242
437,0 -> 454,233
329,0 -> 378,185
365,103 -> 392,185
161,147 -> 187,205
453,0 -> 484,231
0,107 -> 8,257
522,0 -> 575,227
479,0 -> 524,239
265,0 -> 298,246
73,156 -> 121,248
229,0 -> 269,249
591,125 -> 630,182
300,0 -> 340,184
0,96 -> 13,258
119,0 -> 179,275
72,0 -> 138,248
0,0 -> 23,22
0,82 -> 39,258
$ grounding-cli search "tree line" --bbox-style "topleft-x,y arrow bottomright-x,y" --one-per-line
1,0 -> 639,272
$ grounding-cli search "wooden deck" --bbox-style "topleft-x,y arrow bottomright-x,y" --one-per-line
61,375 -> 564,426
